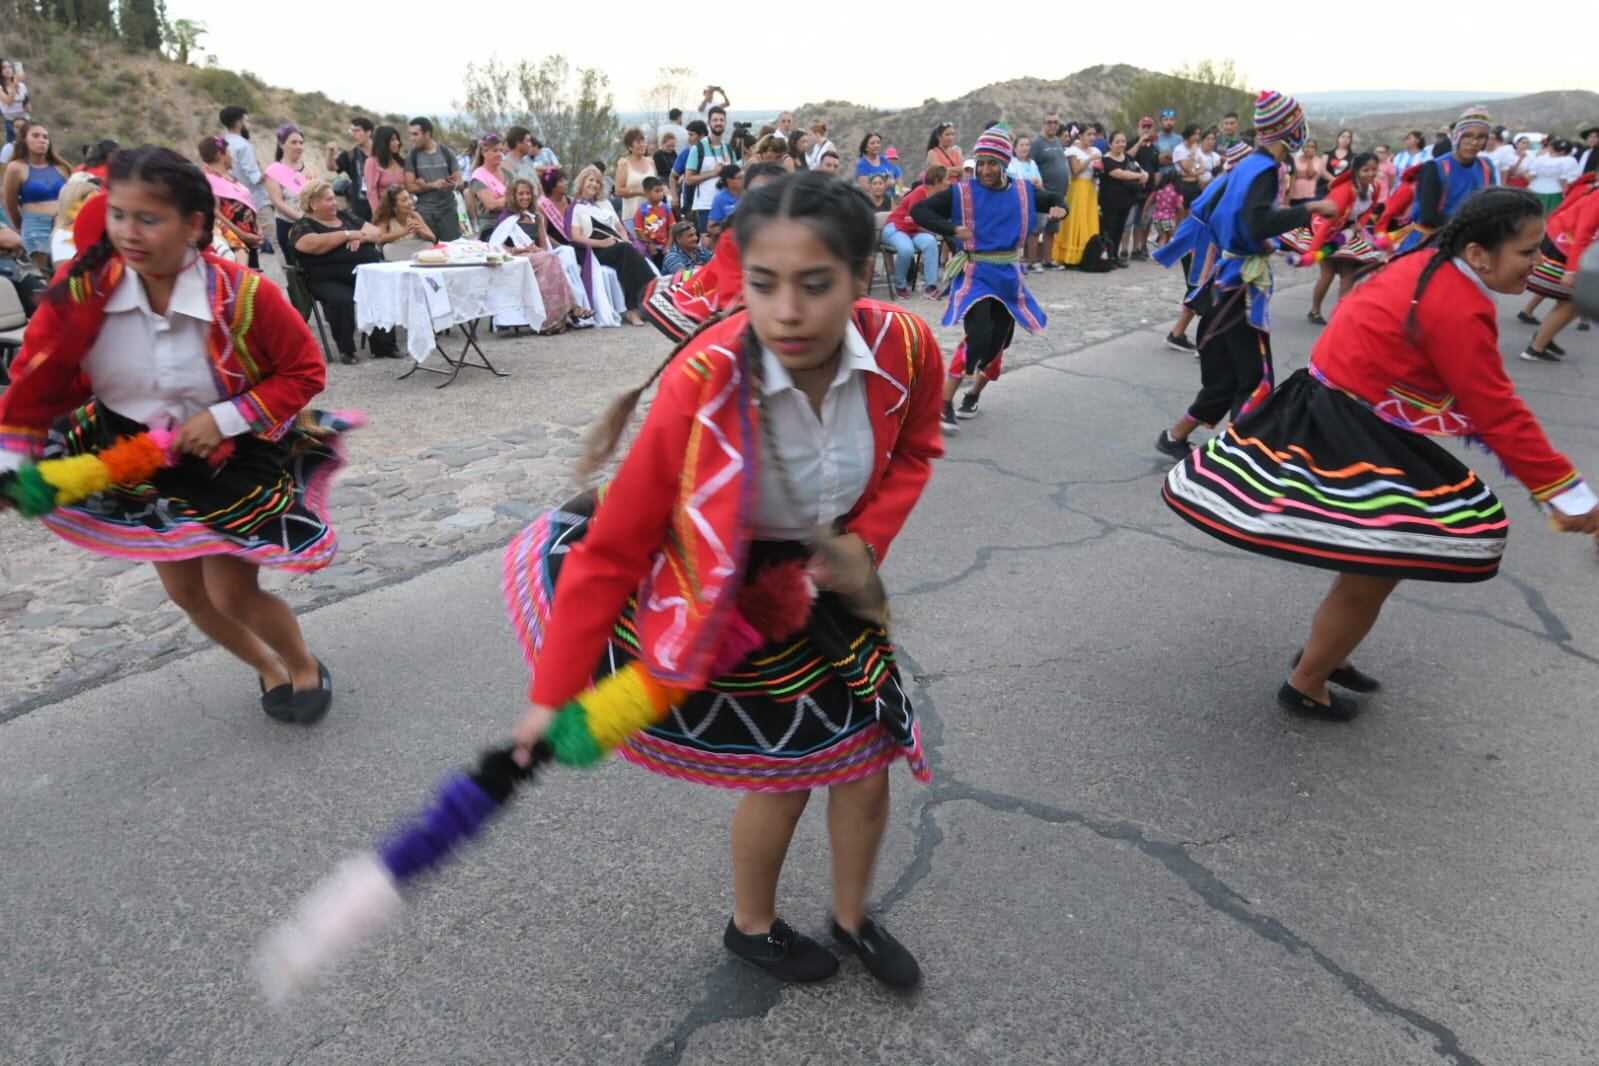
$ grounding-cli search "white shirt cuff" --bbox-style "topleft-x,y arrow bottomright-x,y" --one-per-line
0,449 -> 26,474
208,401 -> 252,439
1549,480 -> 1599,517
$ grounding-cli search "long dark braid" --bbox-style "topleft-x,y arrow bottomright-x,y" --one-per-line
44,145 -> 217,306
1402,186 -> 1542,336
579,171 -> 878,484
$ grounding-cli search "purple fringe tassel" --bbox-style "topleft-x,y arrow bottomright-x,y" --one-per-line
378,772 -> 501,884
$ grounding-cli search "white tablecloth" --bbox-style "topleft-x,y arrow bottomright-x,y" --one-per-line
354,259 -> 544,364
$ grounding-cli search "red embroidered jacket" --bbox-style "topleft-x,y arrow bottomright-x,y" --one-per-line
0,252 -> 324,458
529,299 -> 944,707
1546,179 -> 1599,268
1303,169 -> 1382,258
1311,252 -> 1589,509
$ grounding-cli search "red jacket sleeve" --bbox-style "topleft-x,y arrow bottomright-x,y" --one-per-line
0,296 -> 91,457
844,316 -> 945,562
1422,276 -> 1584,501
227,274 -> 326,433
528,362 -> 701,707
1565,193 -> 1599,271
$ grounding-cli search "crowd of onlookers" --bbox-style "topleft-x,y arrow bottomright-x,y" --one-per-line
4,55 -> 1599,364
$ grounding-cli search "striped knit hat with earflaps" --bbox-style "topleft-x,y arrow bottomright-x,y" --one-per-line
1253,90 -> 1307,150
972,124 -> 1014,166
1451,105 -> 1492,147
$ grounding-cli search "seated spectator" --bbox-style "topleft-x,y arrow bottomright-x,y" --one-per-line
198,135 -> 264,268
491,177 -> 582,333
661,220 -> 713,273
926,122 -> 963,175
2,120 -> 69,269
404,116 -> 462,242
469,132 -> 508,235
289,179 -> 398,363
544,165 -> 653,325
49,175 -> 97,266
76,139 -> 118,182
364,125 -> 407,218
855,131 -> 893,189
264,124 -> 315,263
0,59 -> 29,148
372,186 -> 436,246
707,164 -> 742,242
817,150 -> 842,176
0,212 -> 45,315
787,131 -> 810,172
614,128 -> 656,227
633,175 -> 674,265
883,163 -> 950,297
805,121 -> 834,169
864,173 -> 892,212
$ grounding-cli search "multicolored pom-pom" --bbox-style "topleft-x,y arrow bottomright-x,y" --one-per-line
1,429 -> 194,517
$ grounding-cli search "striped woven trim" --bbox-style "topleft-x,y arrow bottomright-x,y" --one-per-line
1529,471 -> 1582,502
617,718 -> 930,792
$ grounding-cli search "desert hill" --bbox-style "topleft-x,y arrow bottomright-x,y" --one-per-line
1330,90 -> 1599,146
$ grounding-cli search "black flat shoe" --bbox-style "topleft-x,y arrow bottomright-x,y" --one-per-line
1517,311 -> 1541,326
259,677 -> 294,720
1277,680 -> 1360,721
274,660 -> 332,725
831,915 -> 921,990
1292,650 -> 1380,692
723,918 -> 838,983
1306,311 -> 1327,326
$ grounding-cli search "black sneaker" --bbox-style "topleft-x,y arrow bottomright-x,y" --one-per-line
1577,321 -> 1590,331
831,916 -> 921,990
1155,430 -> 1193,461
1165,332 -> 1197,354
724,918 -> 838,982
1292,650 -> 1380,693
1516,310 -> 1541,325
1520,346 -> 1561,363
940,401 -> 960,434
956,392 -> 980,419
1276,681 -> 1360,721
1546,340 -> 1567,357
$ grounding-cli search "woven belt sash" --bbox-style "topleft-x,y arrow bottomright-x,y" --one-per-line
942,248 -> 1022,283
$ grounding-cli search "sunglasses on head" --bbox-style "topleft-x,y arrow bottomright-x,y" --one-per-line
1161,110 -> 1176,117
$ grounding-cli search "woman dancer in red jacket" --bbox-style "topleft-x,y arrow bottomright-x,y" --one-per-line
1162,187 -> 1599,719
506,172 -> 943,988
0,147 -> 358,724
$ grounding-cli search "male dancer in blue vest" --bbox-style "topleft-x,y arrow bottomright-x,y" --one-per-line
1153,91 -> 1336,459
911,124 -> 1066,432
1394,105 -> 1498,252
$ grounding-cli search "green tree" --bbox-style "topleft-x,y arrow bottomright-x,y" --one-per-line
455,55 -> 620,173
1113,59 -> 1255,138
117,0 -> 164,50
162,16 -> 205,64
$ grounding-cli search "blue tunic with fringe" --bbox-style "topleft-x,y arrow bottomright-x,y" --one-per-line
942,177 -> 1047,332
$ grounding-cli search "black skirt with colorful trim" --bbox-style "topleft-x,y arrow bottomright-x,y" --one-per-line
38,403 -> 360,570
1526,238 -> 1571,301
502,496 -> 930,792
1161,370 -> 1508,583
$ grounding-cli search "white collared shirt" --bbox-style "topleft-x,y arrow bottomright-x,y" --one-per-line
81,260 -> 250,439
752,321 -> 885,541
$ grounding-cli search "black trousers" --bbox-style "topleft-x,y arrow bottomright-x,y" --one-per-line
1187,290 -> 1272,426
963,299 -> 1016,373
1100,205 -> 1131,258
306,276 -> 396,357
592,242 -> 655,311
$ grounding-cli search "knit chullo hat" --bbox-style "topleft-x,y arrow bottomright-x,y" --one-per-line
1253,90 -> 1307,150
1451,105 -> 1492,146
972,124 -> 1013,165
1222,140 -> 1254,172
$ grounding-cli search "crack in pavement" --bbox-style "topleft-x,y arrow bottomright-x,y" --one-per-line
642,650 -> 1483,1066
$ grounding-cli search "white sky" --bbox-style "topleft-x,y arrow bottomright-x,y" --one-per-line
167,0 -> 1594,118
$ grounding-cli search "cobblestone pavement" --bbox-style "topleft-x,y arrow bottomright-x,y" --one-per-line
0,261 -> 1240,716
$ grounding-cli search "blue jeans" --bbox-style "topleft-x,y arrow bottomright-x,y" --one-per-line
882,224 -> 939,289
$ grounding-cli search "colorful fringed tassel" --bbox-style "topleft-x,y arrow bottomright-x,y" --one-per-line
0,428 -> 226,517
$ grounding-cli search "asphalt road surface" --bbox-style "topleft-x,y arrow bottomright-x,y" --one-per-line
3,283 -> 1597,1065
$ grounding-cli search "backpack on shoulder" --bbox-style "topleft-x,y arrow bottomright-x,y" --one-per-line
1078,233 -> 1116,272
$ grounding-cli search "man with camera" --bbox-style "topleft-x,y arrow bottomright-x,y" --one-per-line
684,107 -> 732,235
692,85 -> 731,125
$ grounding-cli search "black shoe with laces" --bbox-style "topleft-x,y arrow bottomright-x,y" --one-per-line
831,915 -> 921,989
1164,332 -> 1197,353
1276,681 -> 1360,721
1546,340 -> 1567,357
724,918 -> 838,982
940,401 -> 960,434
1292,650 -> 1380,692
1520,346 -> 1561,363
1155,430 -> 1194,461
956,392 -> 980,419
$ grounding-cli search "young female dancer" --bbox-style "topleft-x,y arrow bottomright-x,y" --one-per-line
1280,152 -> 1387,324
1521,174 -> 1599,363
0,147 -> 357,724
1161,187 -> 1599,719
507,172 -> 943,987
